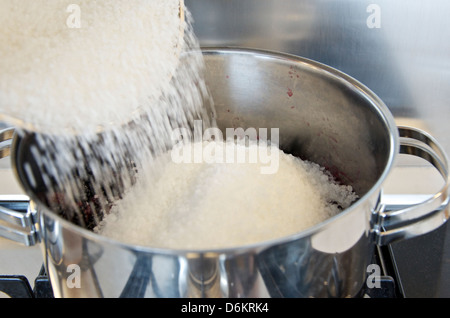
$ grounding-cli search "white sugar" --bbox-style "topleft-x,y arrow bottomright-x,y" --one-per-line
97,141 -> 358,249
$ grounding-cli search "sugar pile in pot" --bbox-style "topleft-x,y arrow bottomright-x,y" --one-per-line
96,141 -> 358,249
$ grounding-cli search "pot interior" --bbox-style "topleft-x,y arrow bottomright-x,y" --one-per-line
204,49 -> 395,196
12,49 -> 396,230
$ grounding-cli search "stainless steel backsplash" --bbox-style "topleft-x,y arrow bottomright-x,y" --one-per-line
186,0 -> 450,153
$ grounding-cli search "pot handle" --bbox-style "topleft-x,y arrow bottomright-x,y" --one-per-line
374,126 -> 450,245
0,128 -> 39,246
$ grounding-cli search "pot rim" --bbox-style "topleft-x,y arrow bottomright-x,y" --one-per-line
15,47 -> 400,255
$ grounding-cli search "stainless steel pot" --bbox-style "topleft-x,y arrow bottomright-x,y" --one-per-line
0,48 -> 449,298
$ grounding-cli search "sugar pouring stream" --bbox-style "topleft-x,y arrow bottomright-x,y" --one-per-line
0,0 -> 215,223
